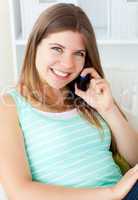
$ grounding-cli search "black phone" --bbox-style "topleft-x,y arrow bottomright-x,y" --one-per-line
75,73 -> 92,91
76,56 -> 92,91
67,73 -> 92,95
67,55 -> 92,92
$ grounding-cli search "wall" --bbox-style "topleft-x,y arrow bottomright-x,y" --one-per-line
0,0 -> 14,199
0,0 -> 14,92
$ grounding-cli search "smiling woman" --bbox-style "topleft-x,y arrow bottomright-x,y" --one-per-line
0,3 -> 138,200
35,31 -> 86,89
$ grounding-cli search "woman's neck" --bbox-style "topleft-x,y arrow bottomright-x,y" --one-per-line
17,85 -> 74,112
44,88 -> 74,112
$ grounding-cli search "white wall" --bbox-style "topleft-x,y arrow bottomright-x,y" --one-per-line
0,0 -> 14,92
0,1 -> 14,195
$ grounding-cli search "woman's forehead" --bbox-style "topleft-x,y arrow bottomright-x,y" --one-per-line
42,30 -> 86,50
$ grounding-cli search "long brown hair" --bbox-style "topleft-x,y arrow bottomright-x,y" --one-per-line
18,3 -> 127,143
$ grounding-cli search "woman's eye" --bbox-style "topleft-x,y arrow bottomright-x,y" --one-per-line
76,52 -> 85,57
51,47 -> 62,53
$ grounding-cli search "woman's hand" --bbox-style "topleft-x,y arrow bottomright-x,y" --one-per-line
75,68 -> 115,116
112,164 -> 138,200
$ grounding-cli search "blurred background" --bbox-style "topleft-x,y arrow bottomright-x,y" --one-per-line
0,0 -> 14,91
0,0 -> 138,199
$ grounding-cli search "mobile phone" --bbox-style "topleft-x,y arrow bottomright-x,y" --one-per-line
75,73 -> 92,91
67,72 -> 92,94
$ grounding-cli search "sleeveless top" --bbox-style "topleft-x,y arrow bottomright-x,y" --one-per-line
8,89 -> 122,188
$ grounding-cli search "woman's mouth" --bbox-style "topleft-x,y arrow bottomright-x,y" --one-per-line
50,68 -> 71,79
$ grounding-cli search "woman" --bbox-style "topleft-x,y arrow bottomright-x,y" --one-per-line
0,3 -> 138,200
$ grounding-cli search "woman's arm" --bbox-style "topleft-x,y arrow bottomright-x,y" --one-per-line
16,182 -> 114,200
102,104 -> 138,167
74,67 -> 138,167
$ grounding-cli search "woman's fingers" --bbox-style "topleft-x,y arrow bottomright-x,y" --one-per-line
75,82 -> 95,100
75,78 -> 106,97
113,164 -> 138,199
80,67 -> 101,79
90,79 -> 109,95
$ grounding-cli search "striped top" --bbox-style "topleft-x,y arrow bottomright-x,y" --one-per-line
8,89 -> 122,188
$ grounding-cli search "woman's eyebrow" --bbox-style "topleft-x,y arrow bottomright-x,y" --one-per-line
49,43 -> 65,49
49,43 -> 86,52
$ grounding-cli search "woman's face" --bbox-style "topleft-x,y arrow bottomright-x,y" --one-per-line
35,30 -> 86,89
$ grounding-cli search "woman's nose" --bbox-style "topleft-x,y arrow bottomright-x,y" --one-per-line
60,54 -> 74,71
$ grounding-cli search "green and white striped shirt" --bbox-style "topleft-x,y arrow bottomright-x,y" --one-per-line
8,89 -> 122,188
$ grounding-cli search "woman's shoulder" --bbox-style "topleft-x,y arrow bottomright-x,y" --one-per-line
0,92 -> 32,195
0,93 -> 16,107
0,85 -> 29,114
0,93 -> 18,120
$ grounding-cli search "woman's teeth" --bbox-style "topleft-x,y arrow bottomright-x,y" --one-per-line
52,69 -> 70,77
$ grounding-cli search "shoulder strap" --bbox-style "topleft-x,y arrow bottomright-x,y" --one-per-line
7,88 -> 30,115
